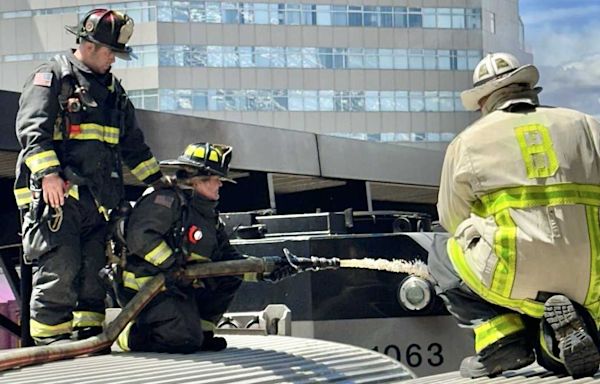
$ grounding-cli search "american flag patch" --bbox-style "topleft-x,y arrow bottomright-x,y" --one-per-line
154,194 -> 175,208
33,72 -> 53,87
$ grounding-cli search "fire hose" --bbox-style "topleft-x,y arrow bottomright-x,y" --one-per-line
0,252 -> 340,372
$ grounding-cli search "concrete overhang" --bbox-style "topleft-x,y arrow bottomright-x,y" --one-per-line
0,89 -> 442,204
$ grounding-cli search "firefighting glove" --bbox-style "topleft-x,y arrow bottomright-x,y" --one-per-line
261,250 -> 300,283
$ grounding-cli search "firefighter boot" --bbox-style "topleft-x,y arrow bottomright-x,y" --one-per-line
33,333 -> 72,346
459,336 -> 535,378
201,331 -> 227,351
73,326 -> 111,355
543,295 -> 600,378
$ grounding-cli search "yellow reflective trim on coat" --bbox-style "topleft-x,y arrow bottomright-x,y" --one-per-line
473,313 -> 525,353
25,150 -> 60,174
72,310 -> 105,328
201,319 -> 216,331
188,252 -> 210,262
472,183 -> 600,218
144,240 -> 173,266
53,123 -> 120,144
14,187 -> 32,208
30,318 -> 72,338
514,123 -> 559,179
585,206 -> 600,312
117,321 -> 134,352
491,210 -> 517,298
122,271 -> 163,292
130,157 -> 160,182
67,184 -> 79,200
447,238 -> 544,318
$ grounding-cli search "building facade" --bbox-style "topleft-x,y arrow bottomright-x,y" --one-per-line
0,0 -> 529,150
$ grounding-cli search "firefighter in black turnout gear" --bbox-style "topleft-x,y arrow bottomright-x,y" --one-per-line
116,143 -> 294,353
14,9 -> 162,345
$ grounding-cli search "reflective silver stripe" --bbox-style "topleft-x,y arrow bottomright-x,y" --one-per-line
72,310 -> 105,327
130,157 -> 161,182
25,150 -> 60,174
144,240 -> 173,266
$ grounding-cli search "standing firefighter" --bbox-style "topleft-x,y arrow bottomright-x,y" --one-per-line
14,9 -> 162,345
116,142 -> 292,353
429,52 -> 600,378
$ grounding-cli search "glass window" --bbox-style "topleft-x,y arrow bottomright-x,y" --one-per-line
455,50 -> 468,70
144,90 -> 159,111
408,8 -> 422,28
438,50 -> 451,70
436,8 -> 452,28
224,90 -> 241,110
380,91 -> 394,111
332,48 -> 346,68
331,5 -> 347,26
422,8 -> 436,28
238,47 -> 254,67
205,2 -> 221,23
335,91 -> 351,112
347,48 -> 363,69
207,46 -> 223,67
223,46 -> 238,67
286,4 -> 302,25
439,91 -> 454,111
190,2 -> 206,22
256,90 -> 272,111
316,5 -> 331,25
302,48 -> 319,68
193,90 -> 208,110
364,49 -> 378,69
393,49 -> 408,69
245,90 -> 257,110
208,90 -> 224,111
254,3 -> 269,24
454,91 -> 464,111
270,47 -> 285,67
409,91 -> 424,112
379,49 -> 394,69
269,3 -> 279,25
302,4 -> 316,25
408,49 -> 423,69
395,91 -> 409,111
287,48 -> 303,68
365,91 -> 379,111
466,8 -> 481,29
395,133 -> 410,141
468,50 -> 481,69
160,89 -> 177,110
441,133 -> 455,142
452,8 -> 465,28
348,6 -> 363,26
318,48 -> 334,69
157,5 -> 172,21
304,90 -> 319,111
425,91 -> 439,111
411,133 -> 426,142
363,6 -> 379,27
221,2 -> 239,23
188,46 -> 207,67
350,91 -> 365,111
319,90 -> 334,111
255,47 -> 271,67
240,3 -> 254,24
393,7 -> 407,28
380,7 -> 393,27
423,49 -> 436,70
272,90 -> 288,111
159,46 -> 175,66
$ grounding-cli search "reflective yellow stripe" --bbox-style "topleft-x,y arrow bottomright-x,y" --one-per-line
491,210 -> 517,297
514,123 -> 559,179
447,238 -> 544,317
585,206 -> 600,312
30,318 -> 72,338
67,184 -> 79,200
25,150 -> 60,174
130,157 -> 160,182
473,313 -> 525,353
244,272 -> 259,282
473,183 -> 600,218
117,322 -> 134,352
144,240 -> 173,266
122,271 -> 163,292
189,252 -> 210,262
201,319 -> 216,332
72,311 -> 105,328
53,123 -> 120,144
186,145 -> 219,162
14,187 -> 32,207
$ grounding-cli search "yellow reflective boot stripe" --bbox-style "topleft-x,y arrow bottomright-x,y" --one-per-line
473,313 -> 525,353
447,238 -> 544,318
25,150 -> 60,174
491,210 -> 517,298
144,240 -> 173,266
130,157 -> 160,181
117,322 -> 134,352
514,123 -> 559,179
14,187 -> 32,207
584,206 -> 600,313
72,311 -> 105,328
539,327 -> 562,364
473,183 -> 600,218
30,318 -> 72,338
201,319 -> 216,332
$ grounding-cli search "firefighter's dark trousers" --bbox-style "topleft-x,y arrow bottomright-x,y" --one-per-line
122,275 -> 242,353
28,187 -> 107,340
427,235 -> 600,374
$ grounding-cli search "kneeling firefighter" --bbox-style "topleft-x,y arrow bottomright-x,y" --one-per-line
115,142 -> 294,353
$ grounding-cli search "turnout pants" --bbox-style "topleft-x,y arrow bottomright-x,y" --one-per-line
28,187 -> 107,340
121,275 -> 242,353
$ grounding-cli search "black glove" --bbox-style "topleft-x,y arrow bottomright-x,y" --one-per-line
261,255 -> 298,283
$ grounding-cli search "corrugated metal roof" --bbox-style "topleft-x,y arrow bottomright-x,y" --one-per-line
407,364 -> 600,383
0,335 -> 413,383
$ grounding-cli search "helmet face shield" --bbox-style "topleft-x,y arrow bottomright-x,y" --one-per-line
66,9 -> 136,60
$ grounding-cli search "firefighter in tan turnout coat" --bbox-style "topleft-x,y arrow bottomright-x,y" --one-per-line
429,52 -> 600,378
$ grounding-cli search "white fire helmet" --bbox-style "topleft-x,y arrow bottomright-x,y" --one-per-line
460,52 -> 539,111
